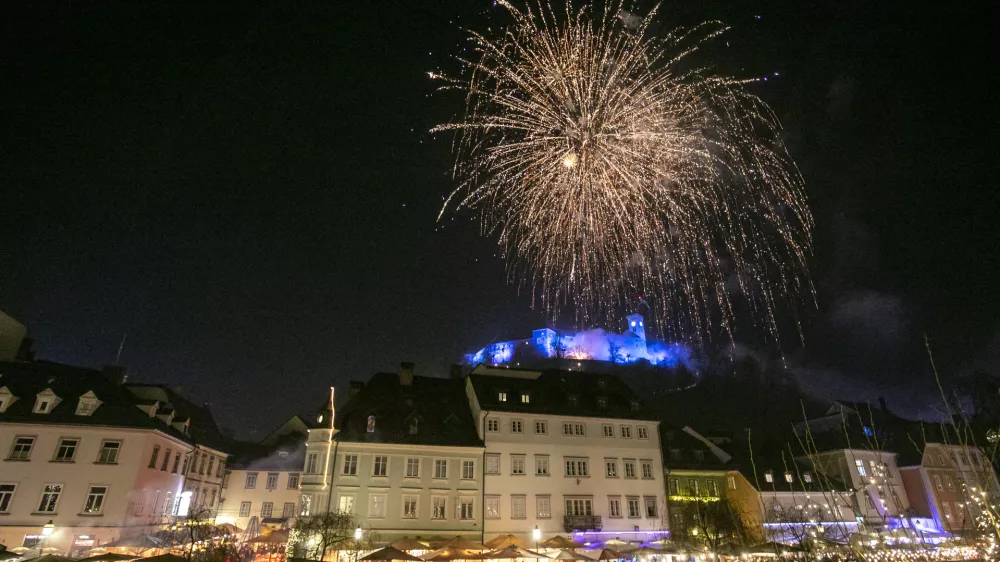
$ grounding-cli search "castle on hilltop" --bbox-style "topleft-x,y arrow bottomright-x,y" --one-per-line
464,313 -> 692,369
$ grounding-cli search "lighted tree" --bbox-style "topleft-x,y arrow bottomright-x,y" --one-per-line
288,511 -> 375,562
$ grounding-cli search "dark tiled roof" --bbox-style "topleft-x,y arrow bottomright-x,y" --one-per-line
125,383 -> 228,452
332,373 -> 482,447
662,426 -> 731,470
228,435 -> 306,471
0,361 -> 191,442
468,368 -> 656,420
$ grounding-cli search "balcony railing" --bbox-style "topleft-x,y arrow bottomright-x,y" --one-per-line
564,515 -> 603,532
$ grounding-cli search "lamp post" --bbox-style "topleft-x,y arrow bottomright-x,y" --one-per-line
532,526 -> 541,561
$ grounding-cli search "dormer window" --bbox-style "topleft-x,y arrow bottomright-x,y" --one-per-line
784,472 -> 794,483
765,472 -> 774,483
630,400 -> 640,411
34,389 -> 61,414
803,472 -> 813,483
597,397 -> 608,409
568,394 -> 579,407
498,391 -> 507,402
409,419 -> 419,435
367,415 -> 376,433
0,386 -> 14,413
520,393 -> 530,404
76,391 -> 101,416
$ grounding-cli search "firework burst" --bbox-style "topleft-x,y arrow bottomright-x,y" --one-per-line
433,0 -> 813,342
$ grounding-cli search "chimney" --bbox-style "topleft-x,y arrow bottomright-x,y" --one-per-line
450,364 -> 463,380
102,365 -> 127,385
399,362 -> 415,386
878,396 -> 888,412
349,380 -> 365,398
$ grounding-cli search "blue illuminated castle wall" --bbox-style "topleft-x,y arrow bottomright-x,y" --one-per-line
464,313 -> 694,370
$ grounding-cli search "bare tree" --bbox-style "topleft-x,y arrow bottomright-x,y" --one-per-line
288,511 -> 375,562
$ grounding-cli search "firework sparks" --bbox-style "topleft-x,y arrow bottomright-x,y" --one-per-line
433,0 -> 813,342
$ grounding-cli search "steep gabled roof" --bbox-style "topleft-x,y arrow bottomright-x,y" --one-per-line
125,383 -> 228,452
333,373 -> 481,447
468,368 -> 656,420
0,360 -> 191,442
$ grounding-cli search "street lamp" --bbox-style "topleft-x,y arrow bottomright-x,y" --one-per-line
41,520 -> 55,555
532,525 -> 541,549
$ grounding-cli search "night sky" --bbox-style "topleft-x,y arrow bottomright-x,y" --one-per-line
2,0 -> 996,438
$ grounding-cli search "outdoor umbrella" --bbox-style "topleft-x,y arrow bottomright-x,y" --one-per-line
592,549 -> 626,561
0,552 -> 21,562
391,539 -> 429,552
437,538 -> 486,551
628,548 -> 660,557
103,535 -> 169,550
421,547 -> 483,561
142,555 -> 186,562
216,524 -> 243,536
360,547 -> 424,561
547,551 -> 595,562
483,536 -> 525,550
538,538 -> 583,550
484,547 -> 549,560
77,554 -> 136,562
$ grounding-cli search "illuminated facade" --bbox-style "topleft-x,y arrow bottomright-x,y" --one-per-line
464,314 -> 693,370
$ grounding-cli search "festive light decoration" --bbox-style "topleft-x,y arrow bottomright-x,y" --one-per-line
433,0 -> 813,339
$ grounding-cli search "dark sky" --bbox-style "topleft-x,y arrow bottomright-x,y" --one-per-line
2,0 -> 997,438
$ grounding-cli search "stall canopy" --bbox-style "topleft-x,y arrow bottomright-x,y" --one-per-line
435,538 -> 486,551
142,554 -> 188,562
247,530 -> 290,545
360,547 -> 424,561
548,551 -> 596,561
592,549 -> 626,561
484,547 -> 549,560
421,547 -> 484,561
483,536 -> 525,550
78,554 -> 137,562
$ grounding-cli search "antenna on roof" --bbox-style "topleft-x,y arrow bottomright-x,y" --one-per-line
114,333 -> 127,364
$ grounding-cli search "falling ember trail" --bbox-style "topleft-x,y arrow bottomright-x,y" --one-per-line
432,0 -> 813,343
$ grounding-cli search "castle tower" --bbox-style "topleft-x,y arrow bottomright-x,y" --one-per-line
626,313 -> 647,344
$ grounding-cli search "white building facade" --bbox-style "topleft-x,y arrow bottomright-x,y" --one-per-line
0,363 -> 200,557
467,366 -> 668,545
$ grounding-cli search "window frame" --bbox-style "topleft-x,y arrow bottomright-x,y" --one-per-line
9,436 -> 36,461
82,485 -> 108,515
485,495 -> 501,519
406,457 -> 421,478
342,454 -> 359,476
245,472 -> 258,489
0,483 -> 16,514
239,501 -> 251,517
53,437 -> 79,462
36,483 -> 63,514
372,455 -> 388,477
97,440 -> 122,464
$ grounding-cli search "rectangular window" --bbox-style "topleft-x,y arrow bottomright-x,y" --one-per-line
83,486 -> 107,514
266,473 -> 279,489
511,420 -> 523,433
498,392 -> 507,402
200,454 -> 207,474
597,397 -> 608,409
563,423 -> 574,435
669,478 -> 679,495
565,498 -> 593,516
9,436 -> 35,460
239,502 -> 251,517
605,459 -> 618,478
565,458 -> 589,477
462,460 -> 475,479
707,480 -> 719,496
305,452 -> 318,474
603,424 -> 614,437
406,457 -> 420,478
627,497 -> 641,518
161,448 -> 171,471
535,420 -> 547,434
487,419 -> 500,432
369,494 -> 386,518
373,456 -> 388,477
609,497 -> 622,518
728,475 -> 737,490
620,426 -> 632,439
0,484 -> 15,513
343,454 -> 358,475
261,502 -> 273,518
283,502 -> 295,518
207,456 -> 215,476
945,475 -> 955,490
943,501 -> 953,519
521,393 -> 530,404
855,459 -> 866,477
574,423 -> 585,436
245,473 -> 258,489
536,496 -> 551,518
485,496 -> 500,519
486,454 -> 500,475
536,455 -> 550,475
511,496 -> 526,519
644,496 -> 658,518
54,438 -> 78,462
338,494 -> 355,513
934,475 -> 943,490
641,461 -> 654,479
149,445 -> 160,468
637,426 -> 649,439
288,474 -> 300,489
624,459 -> 637,479
37,484 -> 61,513
403,496 -> 418,519
300,495 -> 312,516
689,479 -> 700,495
172,454 -> 180,473
432,497 -> 447,520
459,498 -> 474,520
434,459 -> 448,479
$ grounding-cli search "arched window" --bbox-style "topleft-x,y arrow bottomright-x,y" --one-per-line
367,415 -> 376,433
